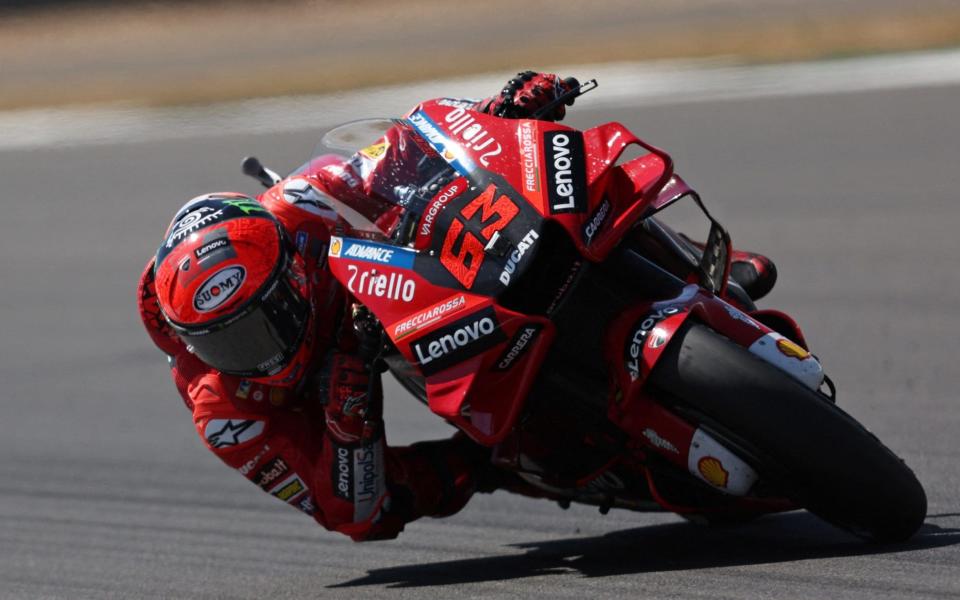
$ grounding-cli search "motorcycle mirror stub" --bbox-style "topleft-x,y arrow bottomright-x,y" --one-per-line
242,156 -> 281,188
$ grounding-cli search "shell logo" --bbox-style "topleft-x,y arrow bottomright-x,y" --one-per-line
359,140 -> 389,160
776,338 -> 811,360
698,456 -> 729,488
329,237 -> 342,258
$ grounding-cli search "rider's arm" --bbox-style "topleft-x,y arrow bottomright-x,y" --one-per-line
317,317 -> 486,540
162,338 -> 483,542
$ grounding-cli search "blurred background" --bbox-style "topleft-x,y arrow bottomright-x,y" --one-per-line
2,1 -> 960,599
2,0 -> 960,109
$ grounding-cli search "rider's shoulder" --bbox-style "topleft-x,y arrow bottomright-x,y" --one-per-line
175,356 -> 286,411
260,174 -> 338,227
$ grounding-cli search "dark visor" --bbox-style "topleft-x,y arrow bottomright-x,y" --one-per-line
170,267 -> 310,378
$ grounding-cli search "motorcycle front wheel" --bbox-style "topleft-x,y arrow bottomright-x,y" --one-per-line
648,322 -> 927,542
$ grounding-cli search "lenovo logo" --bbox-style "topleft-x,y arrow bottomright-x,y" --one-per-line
410,307 -> 506,376
544,131 -> 587,214
333,445 -> 352,501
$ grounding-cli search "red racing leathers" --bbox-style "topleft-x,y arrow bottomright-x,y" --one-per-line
137,96 -> 505,541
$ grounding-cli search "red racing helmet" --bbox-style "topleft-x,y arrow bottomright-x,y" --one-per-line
153,193 -> 315,385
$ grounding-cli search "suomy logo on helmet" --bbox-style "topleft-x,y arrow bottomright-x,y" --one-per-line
193,265 -> 246,312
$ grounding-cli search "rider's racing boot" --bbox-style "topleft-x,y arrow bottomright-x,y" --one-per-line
637,218 -> 778,302
678,234 -> 778,302
727,247 -> 778,302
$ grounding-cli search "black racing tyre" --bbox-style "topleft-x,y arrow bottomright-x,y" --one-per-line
648,322 -> 927,542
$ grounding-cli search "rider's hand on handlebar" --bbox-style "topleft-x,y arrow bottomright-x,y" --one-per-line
480,71 -> 577,121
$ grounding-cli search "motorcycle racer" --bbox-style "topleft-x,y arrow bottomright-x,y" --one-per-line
137,72 -> 778,541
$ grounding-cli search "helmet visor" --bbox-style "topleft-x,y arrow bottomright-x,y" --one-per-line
172,268 -> 310,377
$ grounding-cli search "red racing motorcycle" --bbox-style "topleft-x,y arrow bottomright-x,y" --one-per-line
249,84 -> 926,541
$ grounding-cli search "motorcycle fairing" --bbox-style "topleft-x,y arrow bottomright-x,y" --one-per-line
409,101 -> 730,291
327,101 -> 749,445
422,310 -> 555,443
411,100 -> 676,263
327,233 -> 555,444
413,171 -> 545,296
575,122 -> 675,261
612,395 -> 761,497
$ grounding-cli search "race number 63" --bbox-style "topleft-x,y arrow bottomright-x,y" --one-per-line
440,184 -> 519,289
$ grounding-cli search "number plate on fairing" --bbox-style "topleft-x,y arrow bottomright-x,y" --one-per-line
413,171 -> 544,297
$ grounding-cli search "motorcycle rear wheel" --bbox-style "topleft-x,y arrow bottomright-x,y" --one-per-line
649,322 -> 927,542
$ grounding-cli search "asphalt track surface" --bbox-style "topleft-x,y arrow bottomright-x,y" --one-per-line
2,84 -> 959,599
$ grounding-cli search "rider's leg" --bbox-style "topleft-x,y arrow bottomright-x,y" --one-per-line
638,217 -> 778,302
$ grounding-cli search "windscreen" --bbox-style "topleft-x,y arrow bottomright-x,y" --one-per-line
300,118 -> 459,239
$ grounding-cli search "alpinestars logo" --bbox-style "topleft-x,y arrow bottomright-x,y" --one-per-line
204,419 -> 265,448
282,179 -> 336,219
544,131 -> 587,214
410,306 -> 506,376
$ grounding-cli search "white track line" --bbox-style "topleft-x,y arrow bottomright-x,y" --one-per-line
2,49 -> 960,151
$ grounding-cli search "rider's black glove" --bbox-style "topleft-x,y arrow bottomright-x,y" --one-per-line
479,71 -> 578,121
